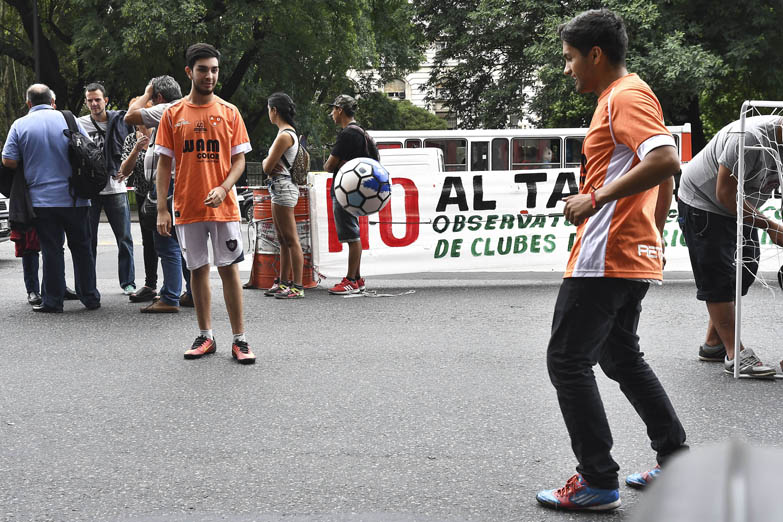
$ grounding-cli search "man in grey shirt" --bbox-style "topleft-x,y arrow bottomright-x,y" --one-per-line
677,115 -> 783,377
125,76 -> 192,312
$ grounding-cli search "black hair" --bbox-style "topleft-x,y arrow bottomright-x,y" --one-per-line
342,106 -> 355,118
84,82 -> 107,98
185,43 -> 221,69
268,92 -> 296,129
558,9 -> 628,66
26,84 -> 54,106
151,75 -> 182,103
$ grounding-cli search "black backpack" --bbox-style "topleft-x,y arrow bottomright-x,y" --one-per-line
62,110 -> 108,201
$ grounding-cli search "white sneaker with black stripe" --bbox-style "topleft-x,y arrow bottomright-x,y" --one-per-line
724,348 -> 776,378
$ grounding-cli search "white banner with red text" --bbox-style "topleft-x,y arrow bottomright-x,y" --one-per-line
306,170 -> 783,278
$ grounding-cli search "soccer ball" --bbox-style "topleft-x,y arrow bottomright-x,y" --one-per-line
334,157 -> 392,216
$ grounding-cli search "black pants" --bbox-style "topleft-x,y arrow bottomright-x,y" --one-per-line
34,206 -> 100,310
138,195 -> 159,289
546,277 -> 687,489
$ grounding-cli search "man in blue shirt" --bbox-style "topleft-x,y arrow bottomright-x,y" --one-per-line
2,83 -> 100,312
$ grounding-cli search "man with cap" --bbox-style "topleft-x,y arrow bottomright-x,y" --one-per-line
323,94 -> 379,294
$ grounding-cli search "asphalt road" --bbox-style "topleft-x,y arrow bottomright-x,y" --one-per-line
1,222 -> 783,522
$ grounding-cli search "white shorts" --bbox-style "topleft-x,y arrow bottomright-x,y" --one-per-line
175,221 -> 244,270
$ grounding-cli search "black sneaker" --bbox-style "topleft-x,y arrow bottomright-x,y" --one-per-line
699,343 -> 726,362
27,292 -> 42,306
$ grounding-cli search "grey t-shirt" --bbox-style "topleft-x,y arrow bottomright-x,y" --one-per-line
140,103 -> 170,130
140,102 -> 176,201
679,115 -> 783,216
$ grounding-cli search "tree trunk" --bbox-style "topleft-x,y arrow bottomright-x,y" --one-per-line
686,96 -> 706,155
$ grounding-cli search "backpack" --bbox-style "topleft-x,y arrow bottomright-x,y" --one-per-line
61,110 -> 108,201
280,129 -> 311,185
347,123 -> 380,162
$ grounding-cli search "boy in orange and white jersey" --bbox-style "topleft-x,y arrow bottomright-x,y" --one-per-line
535,9 -> 687,513
154,43 -> 255,364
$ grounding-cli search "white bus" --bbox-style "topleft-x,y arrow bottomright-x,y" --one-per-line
368,125 -> 692,172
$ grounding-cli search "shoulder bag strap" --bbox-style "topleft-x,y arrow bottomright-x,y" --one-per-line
61,110 -> 79,133
279,128 -> 299,169
90,115 -> 107,138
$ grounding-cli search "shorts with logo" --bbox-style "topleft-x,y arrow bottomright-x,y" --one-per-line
677,200 -> 759,302
331,186 -> 361,243
269,175 -> 299,208
175,221 -> 245,270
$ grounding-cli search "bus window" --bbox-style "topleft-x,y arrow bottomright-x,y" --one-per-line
377,142 -> 402,150
565,137 -> 583,168
424,138 -> 467,171
471,141 -> 489,171
512,138 -> 560,170
405,139 -> 422,148
492,138 -> 509,170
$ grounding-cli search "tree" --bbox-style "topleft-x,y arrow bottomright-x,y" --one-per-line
352,91 -> 448,131
414,0 -> 783,151
0,0 -> 425,158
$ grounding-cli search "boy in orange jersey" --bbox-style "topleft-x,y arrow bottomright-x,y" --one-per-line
154,43 -> 255,364
535,10 -> 687,512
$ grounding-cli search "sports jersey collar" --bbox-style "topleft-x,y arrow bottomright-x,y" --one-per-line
599,73 -> 637,100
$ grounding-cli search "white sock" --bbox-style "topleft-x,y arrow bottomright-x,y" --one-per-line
200,329 -> 213,340
233,332 -> 246,343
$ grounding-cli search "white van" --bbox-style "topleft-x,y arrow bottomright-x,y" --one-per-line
378,147 -> 445,175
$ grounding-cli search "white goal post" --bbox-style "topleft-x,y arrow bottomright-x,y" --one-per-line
734,100 -> 783,379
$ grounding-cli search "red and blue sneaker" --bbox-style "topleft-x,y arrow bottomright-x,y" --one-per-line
536,474 -> 620,511
625,465 -> 661,489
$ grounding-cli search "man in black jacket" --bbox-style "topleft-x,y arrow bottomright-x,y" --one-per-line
79,82 -> 136,295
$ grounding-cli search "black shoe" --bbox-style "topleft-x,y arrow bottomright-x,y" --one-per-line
33,304 -> 63,313
27,292 -> 42,306
129,286 -> 157,302
64,287 -> 79,300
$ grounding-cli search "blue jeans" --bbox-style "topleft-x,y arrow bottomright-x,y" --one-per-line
22,251 -> 40,294
34,206 -> 100,310
89,192 -> 135,289
153,228 -> 191,306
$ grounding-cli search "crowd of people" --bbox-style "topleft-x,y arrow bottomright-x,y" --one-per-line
3,10 -> 783,513
1,43 -> 377,365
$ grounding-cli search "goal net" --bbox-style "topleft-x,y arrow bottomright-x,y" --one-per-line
734,100 -> 783,378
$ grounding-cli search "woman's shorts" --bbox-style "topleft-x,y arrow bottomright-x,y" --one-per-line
269,175 -> 299,208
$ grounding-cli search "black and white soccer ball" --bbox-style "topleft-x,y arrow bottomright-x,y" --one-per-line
334,157 -> 392,216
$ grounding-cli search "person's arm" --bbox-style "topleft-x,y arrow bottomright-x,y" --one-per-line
2,158 -> 17,169
715,163 -> 783,246
156,154 -> 173,237
125,83 -> 153,126
261,131 -> 295,174
323,154 -> 342,173
205,153 -> 246,208
564,145 -> 680,225
654,175 -> 674,237
117,134 -> 148,182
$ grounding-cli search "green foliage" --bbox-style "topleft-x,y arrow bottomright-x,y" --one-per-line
0,0 -> 425,158
414,0 -> 783,150
356,91 -> 447,131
